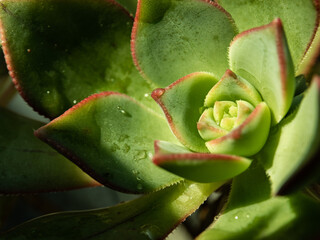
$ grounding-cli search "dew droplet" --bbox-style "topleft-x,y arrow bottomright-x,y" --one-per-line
134,150 -> 147,161
46,90 -> 50,94
234,216 -> 238,220
147,152 -> 153,159
73,100 -> 77,104
110,143 -> 120,152
117,106 -> 132,118
140,225 -> 160,240
144,93 -> 149,98
177,195 -> 189,203
123,144 -> 130,153
27,49 -> 31,53
118,134 -> 129,142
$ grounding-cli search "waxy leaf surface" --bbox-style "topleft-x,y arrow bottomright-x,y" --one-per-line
2,181 -> 219,240
0,0 -> 156,119
258,76 -> 320,195
132,0 -> 237,87
298,14 -> 320,78
229,19 -> 295,123
218,0 -> 319,71
153,141 -> 251,183
35,92 -> 182,194
198,194 -> 320,240
198,162 -> 320,240
152,72 -> 218,153
0,108 -> 98,194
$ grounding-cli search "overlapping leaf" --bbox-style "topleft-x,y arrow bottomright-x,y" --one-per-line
258,76 -> 320,195
197,162 -> 320,240
229,19 -> 295,123
0,0 -> 156,119
153,141 -> 251,183
217,0 -> 320,72
0,108 -> 98,193
35,92 -> 182,193
132,0 -> 238,87
2,181 -> 219,239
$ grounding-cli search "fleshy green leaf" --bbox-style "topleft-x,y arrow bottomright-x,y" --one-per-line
297,14 -> 320,78
132,0 -> 237,87
151,72 -> 218,152
217,0 -> 319,71
197,193 -> 320,240
35,92 -> 182,194
0,108 -> 99,194
229,19 -> 295,123
258,76 -> 320,195
153,141 -> 252,183
197,162 -> 320,240
0,0 -> 156,119
2,181 -> 219,240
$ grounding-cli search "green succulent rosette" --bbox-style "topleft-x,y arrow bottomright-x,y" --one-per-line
151,19 -> 296,183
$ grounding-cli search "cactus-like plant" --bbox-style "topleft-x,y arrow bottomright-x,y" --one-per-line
0,0 -> 319,239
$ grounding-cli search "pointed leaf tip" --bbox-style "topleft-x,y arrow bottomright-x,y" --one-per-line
35,92 -> 182,194
153,141 -> 252,183
229,19 -> 295,123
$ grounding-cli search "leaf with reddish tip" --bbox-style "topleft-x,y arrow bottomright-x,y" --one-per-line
204,70 -> 262,107
297,18 -> 320,78
0,108 -> 99,194
217,0 -> 319,71
1,181 -> 219,239
0,0 -> 156,119
205,102 -> 271,157
132,0 -> 237,87
258,76 -> 320,195
229,19 -> 295,123
151,72 -> 218,153
153,141 -> 252,183
35,92 -> 182,194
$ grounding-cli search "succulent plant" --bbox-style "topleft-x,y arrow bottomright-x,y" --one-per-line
0,0 -> 319,239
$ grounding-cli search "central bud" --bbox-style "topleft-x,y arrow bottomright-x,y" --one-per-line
197,100 -> 254,141
196,70 -> 271,156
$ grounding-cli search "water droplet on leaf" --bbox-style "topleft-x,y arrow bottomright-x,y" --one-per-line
134,150 -> 147,161
117,106 -> 132,118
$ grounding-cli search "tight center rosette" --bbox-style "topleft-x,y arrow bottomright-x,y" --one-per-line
197,70 -> 271,156
149,19 -> 295,183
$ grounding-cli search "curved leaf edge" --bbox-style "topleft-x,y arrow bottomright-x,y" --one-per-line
0,0 -> 132,120
296,0 -> 320,77
230,18 -> 295,124
131,0 -> 237,86
277,75 -> 320,195
151,72 -> 218,153
1,180 -> 220,239
34,91 -> 166,194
